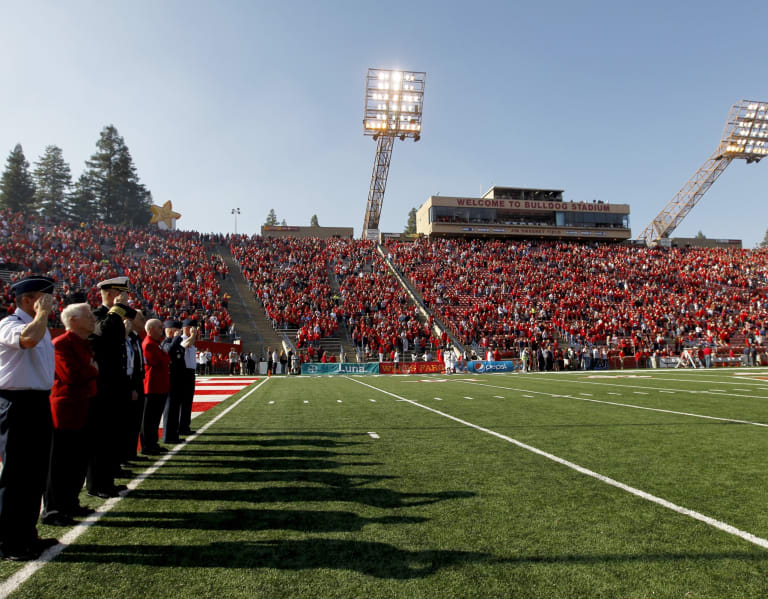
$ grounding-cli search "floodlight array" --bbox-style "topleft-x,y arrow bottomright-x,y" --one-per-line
363,69 -> 425,139
722,101 -> 768,158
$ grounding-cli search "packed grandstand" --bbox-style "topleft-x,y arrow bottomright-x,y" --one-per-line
2,209 -> 767,370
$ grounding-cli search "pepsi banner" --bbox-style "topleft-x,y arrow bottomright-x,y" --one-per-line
301,362 -> 380,375
465,361 -> 518,373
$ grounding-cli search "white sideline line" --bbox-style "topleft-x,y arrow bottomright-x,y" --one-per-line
0,378 -> 270,599
558,378 -> 768,400
462,380 -> 768,429
345,376 -> 768,552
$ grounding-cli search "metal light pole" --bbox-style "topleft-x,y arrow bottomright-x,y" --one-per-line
362,68 -> 426,240
231,208 -> 240,235
637,99 -> 768,245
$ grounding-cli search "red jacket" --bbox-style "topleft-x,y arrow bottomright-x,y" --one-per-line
51,331 -> 98,430
143,335 -> 170,394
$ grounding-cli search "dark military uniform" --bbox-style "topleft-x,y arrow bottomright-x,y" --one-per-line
123,330 -> 145,463
161,333 -> 185,444
86,304 -> 128,496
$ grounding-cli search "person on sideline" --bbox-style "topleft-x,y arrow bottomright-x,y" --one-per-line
0,276 -> 59,560
42,303 -> 98,526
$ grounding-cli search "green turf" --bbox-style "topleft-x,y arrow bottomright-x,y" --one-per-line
5,369 -> 768,598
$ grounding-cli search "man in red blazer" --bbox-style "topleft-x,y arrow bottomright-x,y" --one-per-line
140,318 -> 170,454
42,303 -> 98,526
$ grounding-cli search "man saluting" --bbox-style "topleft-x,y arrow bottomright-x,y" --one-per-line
0,276 -> 59,560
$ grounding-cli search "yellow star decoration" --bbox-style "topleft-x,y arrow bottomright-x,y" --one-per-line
149,201 -> 182,229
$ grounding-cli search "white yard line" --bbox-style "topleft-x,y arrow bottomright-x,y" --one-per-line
544,378 -> 768,400
0,378 -> 269,599
461,380 -> 768,429
345,376 -> 768,552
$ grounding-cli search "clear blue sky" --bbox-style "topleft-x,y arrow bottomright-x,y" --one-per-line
2,0 -> 767,245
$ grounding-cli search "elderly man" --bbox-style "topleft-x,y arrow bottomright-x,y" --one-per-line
87,276 -> 130,499
141,319 -> 170,454
0,276 -> 58,560
42,303 -> 98,526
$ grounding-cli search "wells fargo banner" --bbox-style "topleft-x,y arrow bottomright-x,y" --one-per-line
379,361 -> 444,375
301,362 -> 380,375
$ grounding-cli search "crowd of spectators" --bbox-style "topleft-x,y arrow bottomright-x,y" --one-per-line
0,211 -> 233,339
230,236 -> 339,341
328,239 -> 438,360
384,237 -> 768,362
230,236 -> 440,360
4,208 -> 766,367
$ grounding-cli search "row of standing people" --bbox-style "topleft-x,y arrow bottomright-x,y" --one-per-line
0,275 -> 198,561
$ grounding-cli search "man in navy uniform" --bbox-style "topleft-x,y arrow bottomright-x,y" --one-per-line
87,276 -> 130,498
161,320 -> 185,444
0,276 -> 59,560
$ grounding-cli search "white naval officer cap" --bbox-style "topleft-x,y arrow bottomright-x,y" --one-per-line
97,276 -> 130,291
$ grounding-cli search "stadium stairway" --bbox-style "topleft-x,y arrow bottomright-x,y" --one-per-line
376,244 -> 466,356
325,263 -> 359,361
213,244 -> 284,358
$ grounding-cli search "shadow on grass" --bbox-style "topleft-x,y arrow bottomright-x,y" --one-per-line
153,458 -> 383,470
131,486 -> 474,508
149,470 -> 397,487
191,438 -> 366,448
183,448 -> 369,459
57,538 -> 493,578
98,508 -> 428,532
201,431 -> 367,437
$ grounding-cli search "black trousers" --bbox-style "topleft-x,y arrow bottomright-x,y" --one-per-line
86,394 -> 119,493
0,390 -> 52,550
162,380 -> 183,444
178,370 -> 195,434
140,393 -> 166,450
122,392 -> 144,461
44,427 -> 88,517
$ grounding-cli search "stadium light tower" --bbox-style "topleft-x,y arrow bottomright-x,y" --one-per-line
637,100 -> 768,246
362,68 -> 426,240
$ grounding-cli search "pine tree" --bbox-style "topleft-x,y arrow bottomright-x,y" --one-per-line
280,219 -> 287,226
265,209 -> 278,226
33,145 -> 72,219
85,125 -> 151,225
761,229 -> 768,248
0,144 -> 36,214
69,173 -> 98,223
310,214 -> 319,227
404,207 -> 417,234
695,230 -> 706,239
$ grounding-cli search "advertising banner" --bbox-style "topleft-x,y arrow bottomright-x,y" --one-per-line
464,360 -> 518,373
379,362 -> 444,375
301,362 -> 380,375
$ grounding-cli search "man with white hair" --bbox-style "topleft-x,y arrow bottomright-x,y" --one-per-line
141,319 -> 170,454
43,303 -> 98,526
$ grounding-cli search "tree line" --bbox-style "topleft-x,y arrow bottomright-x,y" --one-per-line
0,125 -> 152,226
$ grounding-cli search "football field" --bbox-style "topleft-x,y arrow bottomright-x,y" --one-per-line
3,368 -> 768,598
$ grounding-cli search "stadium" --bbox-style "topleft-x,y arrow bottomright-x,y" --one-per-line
2,6 -> 768,597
